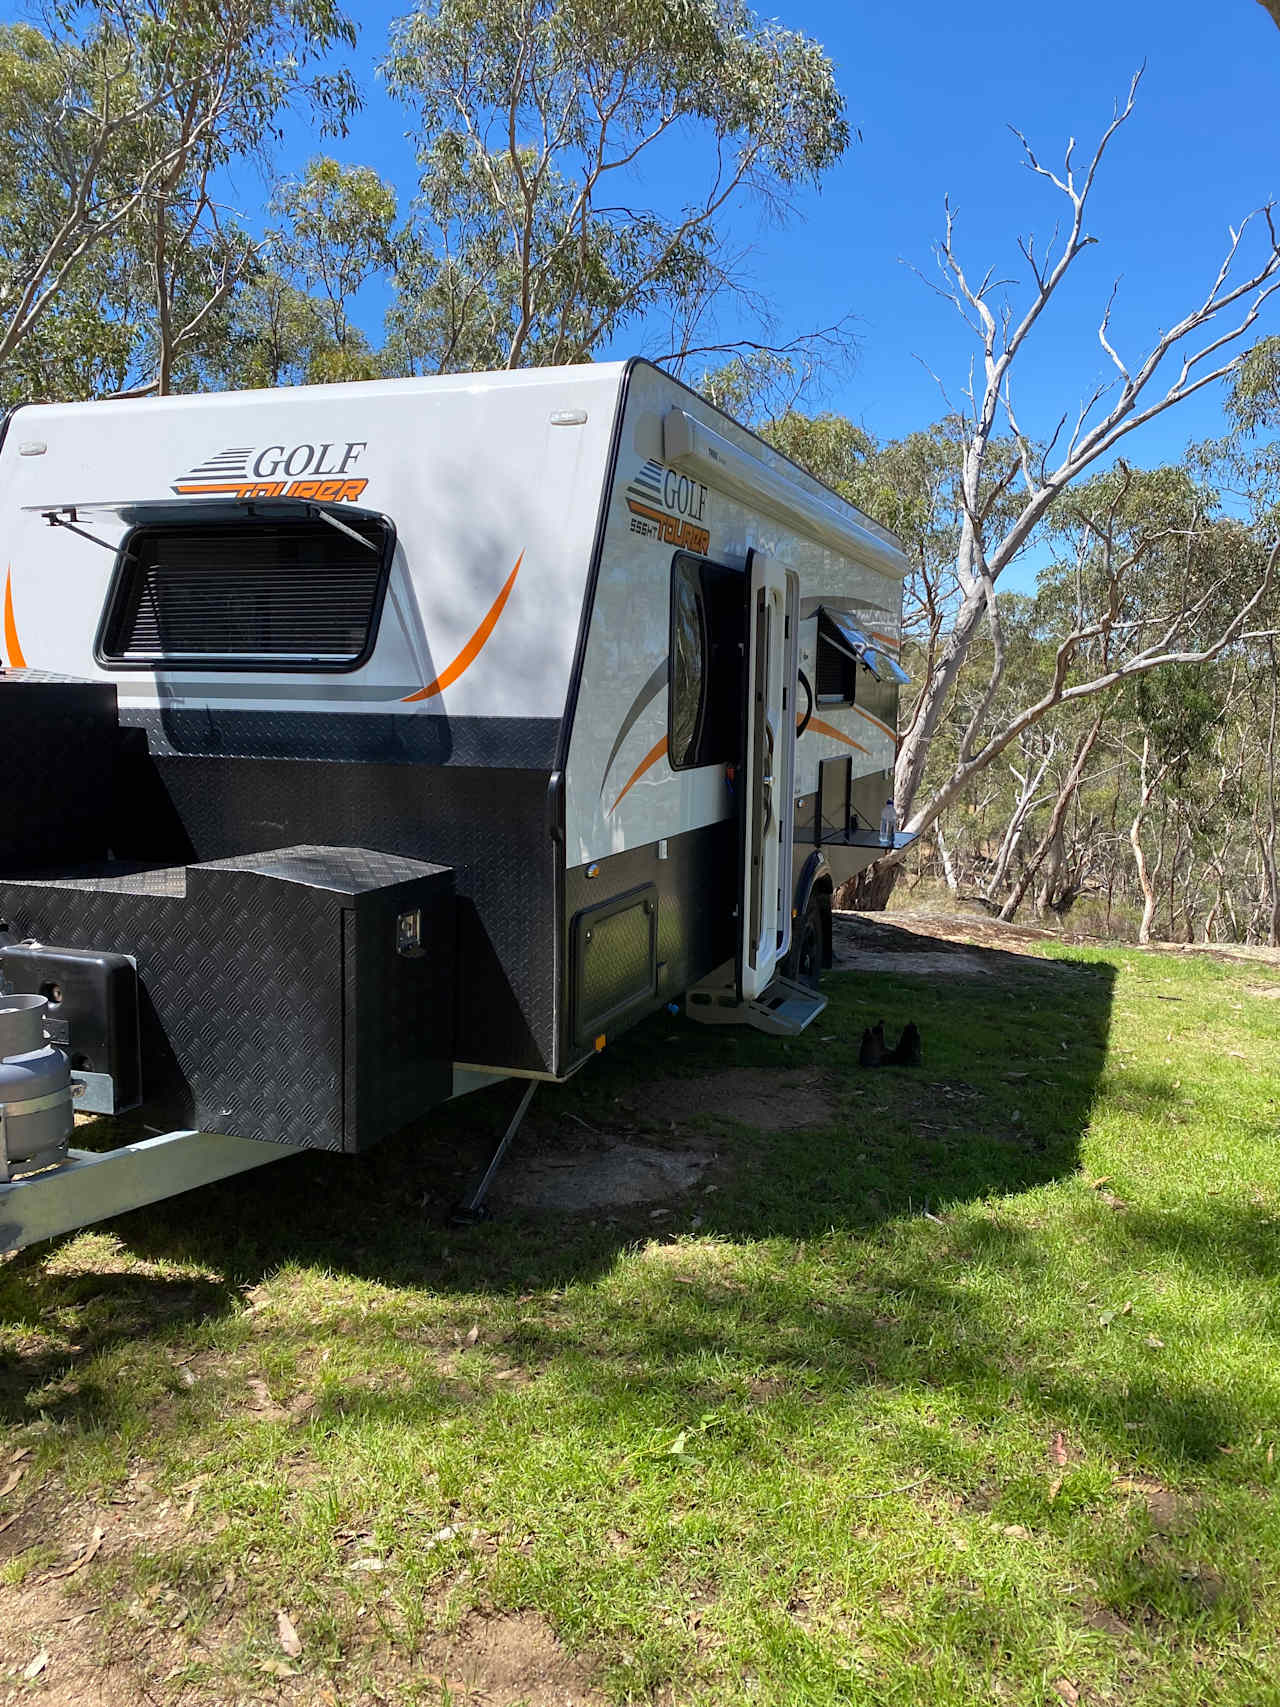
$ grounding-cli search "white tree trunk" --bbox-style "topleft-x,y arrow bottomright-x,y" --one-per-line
935,824 -> 960,893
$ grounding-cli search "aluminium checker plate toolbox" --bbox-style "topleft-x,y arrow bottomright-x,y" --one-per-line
0,846 -> 455,1152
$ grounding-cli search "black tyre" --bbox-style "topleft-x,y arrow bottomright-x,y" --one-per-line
786,892 -> 824,991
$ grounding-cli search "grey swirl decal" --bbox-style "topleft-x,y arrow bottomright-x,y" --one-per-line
599,657 -> 669,794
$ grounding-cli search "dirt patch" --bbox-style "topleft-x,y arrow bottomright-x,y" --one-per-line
830,910 -> 1121,986
0,1473 -> 64,1566
421,1609 -> 604,1706
834,945 -> 993,977
1162,939 -> 1280,968
1083,1604 -> 1134,1640
891,1079 -> 984,1114
497,1065 -> 833,1210
495,1135 -> 713,1211
831,911 -> 1057,980
1115,1476 -> 1194,1534
840,909 -> 1059,954
1245,983 -> 1280,999
623,1068 -> 833,1131
0,1486 -> 198,1707
0,1587 -> 157,1707
237,1374 -> 317,1424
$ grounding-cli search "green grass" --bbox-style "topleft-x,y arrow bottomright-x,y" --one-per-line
2,931 -> 1280,1704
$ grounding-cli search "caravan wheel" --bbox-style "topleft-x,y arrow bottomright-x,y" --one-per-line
787,894 -> 824,992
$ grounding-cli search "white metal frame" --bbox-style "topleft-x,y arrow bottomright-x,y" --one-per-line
0,1130 -> 293,1254
0,1065 -> 517,1254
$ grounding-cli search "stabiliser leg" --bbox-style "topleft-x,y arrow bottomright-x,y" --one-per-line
451,1080 -> 538,1223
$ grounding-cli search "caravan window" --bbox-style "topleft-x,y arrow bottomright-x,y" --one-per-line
668,552 -> 743,770
816,631 -> 858,704
815,607 -> 910,705
96,508 -> 394,672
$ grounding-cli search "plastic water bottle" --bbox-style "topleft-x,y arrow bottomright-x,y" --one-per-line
879,797 -> 898,846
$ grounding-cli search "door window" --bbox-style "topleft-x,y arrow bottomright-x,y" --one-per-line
668,552 -> 744,770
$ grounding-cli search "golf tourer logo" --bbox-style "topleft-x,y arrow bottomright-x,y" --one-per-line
625,458 -> 710,554
172,440 -> 370,502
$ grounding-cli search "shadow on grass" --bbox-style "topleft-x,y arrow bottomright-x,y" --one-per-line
16,921 -> 1257,1467
83,925 -> 1116,1269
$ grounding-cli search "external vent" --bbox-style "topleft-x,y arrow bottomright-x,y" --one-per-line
97,510 -> 393,672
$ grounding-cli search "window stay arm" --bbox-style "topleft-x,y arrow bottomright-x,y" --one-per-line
42,507 -> 137,560
823,629 -> 863,669
307,503 -> 379,554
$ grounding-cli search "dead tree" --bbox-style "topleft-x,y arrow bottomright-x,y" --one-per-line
863,71 -> 1280,897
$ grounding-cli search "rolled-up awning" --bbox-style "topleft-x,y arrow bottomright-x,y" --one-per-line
819,607 -> 910,684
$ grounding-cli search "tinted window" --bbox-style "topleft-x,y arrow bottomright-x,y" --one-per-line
668,552 -> 744,771
670,557 -> 707,767
98,509 -> 393,672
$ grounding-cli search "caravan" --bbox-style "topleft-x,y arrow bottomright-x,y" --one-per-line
0,358 -> 911,1247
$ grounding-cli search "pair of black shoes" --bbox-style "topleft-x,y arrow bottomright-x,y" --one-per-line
858,1019 -> 921,1068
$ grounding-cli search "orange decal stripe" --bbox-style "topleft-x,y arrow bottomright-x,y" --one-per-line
869,630 -> 900,651
3,568 -> 26,668
807,717 -> 868,754
402,552 -> 524,703
172,482 -> 254,494
853,705 -> 896,740
609,735 -> 668,814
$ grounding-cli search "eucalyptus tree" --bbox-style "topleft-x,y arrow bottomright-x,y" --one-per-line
198,268 -> 350,391
266,158 -> 399,382
382,0 -> 849,372
0,0 -> 359,396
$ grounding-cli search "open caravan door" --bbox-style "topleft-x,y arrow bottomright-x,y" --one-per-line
739,550 -> 799,997
689,549 -> 826,1036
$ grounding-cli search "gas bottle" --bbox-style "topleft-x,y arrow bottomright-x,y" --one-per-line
0,994 -> 72,1178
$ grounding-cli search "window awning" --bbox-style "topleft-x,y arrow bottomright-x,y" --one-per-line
819,607 -> 910,685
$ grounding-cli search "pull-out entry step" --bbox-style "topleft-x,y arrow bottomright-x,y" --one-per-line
685,970 -> 827,1037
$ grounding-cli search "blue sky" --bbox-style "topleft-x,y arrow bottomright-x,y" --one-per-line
8,1 -> 1276,488
255,0 -> 1280,483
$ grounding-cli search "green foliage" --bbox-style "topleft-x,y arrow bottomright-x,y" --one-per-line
272,158 -> 398,342
0,0 -> 359,396
0,0 -> 849,389
1037,466 -> 1270,667
205,269 -> 354,390
1224,335 -> 1280,437
1127,666 -> 1219,781
1199,340 -> 1280,536
0,246 -> 137,403
206,156 -> 403,385
757,408 -> 875,491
